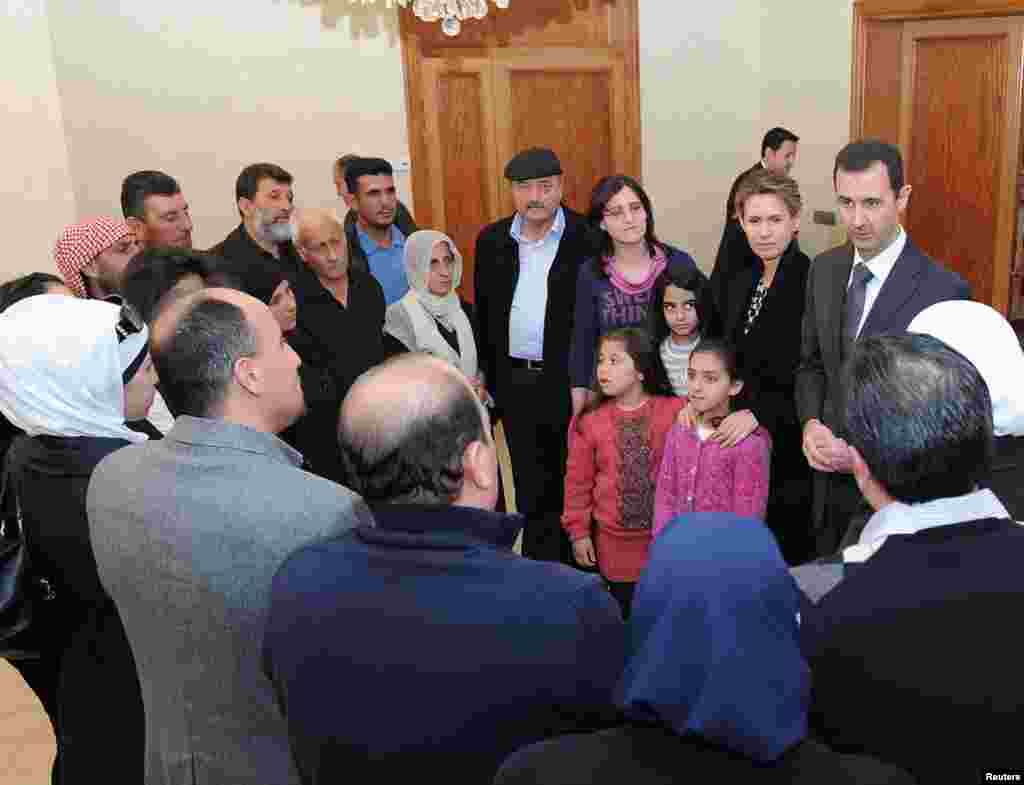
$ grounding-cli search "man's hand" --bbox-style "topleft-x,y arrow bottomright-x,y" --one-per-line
572,536 -> 597,568
711,409 -> 758,449
803,419 -> 838,472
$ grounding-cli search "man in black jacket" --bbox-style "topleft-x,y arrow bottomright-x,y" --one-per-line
473,147 -> 592,564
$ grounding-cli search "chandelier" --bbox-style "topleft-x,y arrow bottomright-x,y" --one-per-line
357,0 -> 511,37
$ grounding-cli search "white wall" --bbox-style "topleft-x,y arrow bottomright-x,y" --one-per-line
2,0 -> 77,278
0,0 -> 853,281
640,0 -> 853,271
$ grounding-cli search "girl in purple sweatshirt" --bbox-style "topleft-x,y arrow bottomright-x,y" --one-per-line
654,339 -> 770,535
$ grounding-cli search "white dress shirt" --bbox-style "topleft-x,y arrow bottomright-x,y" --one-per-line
508,207 -> 566,360
848,225 -> 907,337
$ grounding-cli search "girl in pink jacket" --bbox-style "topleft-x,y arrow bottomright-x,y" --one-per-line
654,339 -> 770,535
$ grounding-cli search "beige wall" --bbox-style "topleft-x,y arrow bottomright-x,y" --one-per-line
640,0 -> 853,271
2,0 -> 77,279
0,0 -> 852,282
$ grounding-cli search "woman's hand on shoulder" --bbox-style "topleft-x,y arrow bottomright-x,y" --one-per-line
712,409 -> 758,449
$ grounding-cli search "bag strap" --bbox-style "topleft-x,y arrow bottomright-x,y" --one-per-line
0,438 -> 24,540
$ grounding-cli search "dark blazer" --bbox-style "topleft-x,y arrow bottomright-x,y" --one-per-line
717,241 -> 810,441
795,239 -> 971,432
473,208 -> 591,414
263,504 -> 625,785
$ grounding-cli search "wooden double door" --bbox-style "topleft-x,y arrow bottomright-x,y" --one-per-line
400,1 -> 640,301
854,3 -> 1024,315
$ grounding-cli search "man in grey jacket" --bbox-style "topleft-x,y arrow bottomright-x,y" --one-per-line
86,287 -> 372,785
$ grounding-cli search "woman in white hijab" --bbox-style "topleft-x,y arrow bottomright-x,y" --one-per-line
0,295 -> 156,783
384,230 -> 486,398
908,300 -> 1024,520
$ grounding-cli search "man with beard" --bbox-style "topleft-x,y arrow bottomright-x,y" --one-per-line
343,157 -> 417,305
121,170 -> 194,250
211,162 -> 306,273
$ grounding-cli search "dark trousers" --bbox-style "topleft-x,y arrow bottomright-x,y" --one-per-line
499,367 -> 572,565
605,581 -> 636,620
815,471 -> 871,558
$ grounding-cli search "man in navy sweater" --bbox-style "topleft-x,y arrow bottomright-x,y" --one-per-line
794,333 -> 1022,783
263,353 -> 625,785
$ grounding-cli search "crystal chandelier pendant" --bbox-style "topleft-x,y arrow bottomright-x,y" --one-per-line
441,15 -> 461,36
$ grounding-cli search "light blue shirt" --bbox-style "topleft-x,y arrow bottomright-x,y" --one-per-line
508,207 -> 566,360
358,224 -> 408,306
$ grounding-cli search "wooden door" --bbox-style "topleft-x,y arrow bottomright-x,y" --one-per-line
401,1 -> 640,301
898,17 -> 1023,310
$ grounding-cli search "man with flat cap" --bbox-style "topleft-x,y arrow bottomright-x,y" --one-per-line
474,147 -> 592,564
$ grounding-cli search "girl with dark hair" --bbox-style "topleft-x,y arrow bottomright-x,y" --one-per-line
654,338 -> 770,536
569,175 -> 698,416
647,265 -> 720,397
562,327 -> 684,617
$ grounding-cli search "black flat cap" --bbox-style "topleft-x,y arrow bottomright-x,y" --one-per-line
504,147 -> 562,181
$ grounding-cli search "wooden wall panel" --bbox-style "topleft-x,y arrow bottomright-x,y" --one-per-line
857,0 -> 1024,19
861,21 -> 903,141
508,70 -> 613,214
437,73 -> 490,300
904,32 -> 1008,304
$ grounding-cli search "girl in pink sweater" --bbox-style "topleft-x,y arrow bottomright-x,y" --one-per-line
563,327 -> 684,617
654,339 -> 771,535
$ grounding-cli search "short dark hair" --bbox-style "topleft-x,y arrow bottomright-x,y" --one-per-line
0,273 -> 67,313
834,139 -> 905,193
842,333 -> 993,503
121,170 -> 181,220
587,174 -> 662,276
338,364 -> 486,505
761,127 -> 799,158
153,296 -> 258,418
236,162 -> 293,203
121,248 -> 217,323
334,153 -> 360,180
344,157 -> 394,196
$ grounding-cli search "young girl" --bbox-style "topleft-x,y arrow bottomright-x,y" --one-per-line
562,327 -> 684,618
653,338 -> 770,535
648,266 -> 720,397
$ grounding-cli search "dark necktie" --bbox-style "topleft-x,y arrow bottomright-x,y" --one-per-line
844,262 -> 874,355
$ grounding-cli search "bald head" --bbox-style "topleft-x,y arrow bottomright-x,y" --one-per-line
294,208 -> 348,282
339,354 -> 492,506
294,208 -> 342,247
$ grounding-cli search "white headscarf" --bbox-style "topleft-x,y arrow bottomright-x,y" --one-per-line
0,295 -> 149,442
385,230 -> 478,380
908,301 -> 1024,437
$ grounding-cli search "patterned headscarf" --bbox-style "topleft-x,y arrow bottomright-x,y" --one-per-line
54,217 -> 135,298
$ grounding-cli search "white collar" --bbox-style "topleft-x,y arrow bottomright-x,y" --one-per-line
845,489 -> 1012,563
510,206 -> 565,246
853,225 -> 906,283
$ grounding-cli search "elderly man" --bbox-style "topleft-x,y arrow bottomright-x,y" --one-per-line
87,287 -> 371,785
263,353 -> 624,784
54,216 -> 142,300
793,333 -> 1021,783
121,170 -> 194,250
343,157 -> 418,304
280,207 -> 385,482
474,147 -> 592,564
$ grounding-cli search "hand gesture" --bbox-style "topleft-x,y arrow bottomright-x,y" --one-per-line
572,535 -> 597,568
711,409 -> 758,449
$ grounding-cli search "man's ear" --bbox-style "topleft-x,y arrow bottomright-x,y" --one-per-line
238,197 -> 254,220
896,184 -> 912,212
462,439 -> 496,493
233,355 -> 263,397
849,443 -> 893,512
125,216 -> 146,244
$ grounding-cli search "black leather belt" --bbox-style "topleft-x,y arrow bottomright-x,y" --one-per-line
508,357 -> 544,371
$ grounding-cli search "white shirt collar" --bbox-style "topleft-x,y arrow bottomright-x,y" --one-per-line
859,488 -> 1010,543
510,206 -> 565,247
852,225 -> 906,287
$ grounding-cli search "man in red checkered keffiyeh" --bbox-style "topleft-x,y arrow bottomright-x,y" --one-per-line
53,217 -> 141,299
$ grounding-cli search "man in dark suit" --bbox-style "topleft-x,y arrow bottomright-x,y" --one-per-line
474,147 -> 592,564
711,127 -> 799,306
795,139 -> 971,556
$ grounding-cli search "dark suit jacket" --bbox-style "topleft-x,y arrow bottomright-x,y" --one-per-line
795,238 -> 971,433
473,208 -> 591,417
717,241 -> 810,441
